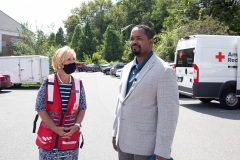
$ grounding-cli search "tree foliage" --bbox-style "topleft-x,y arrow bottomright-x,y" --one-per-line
56,27 -> 66,46
102,25 -> 123,62
46,33 -> 56,47
70,25 -> 84,61
11,24 -> 58,72
9,0 -> 240,65
81,21 -> 98,58
156,16 -> 230,61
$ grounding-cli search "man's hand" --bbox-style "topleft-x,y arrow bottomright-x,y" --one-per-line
156,155 -> 167,160
112,137 -> 118,152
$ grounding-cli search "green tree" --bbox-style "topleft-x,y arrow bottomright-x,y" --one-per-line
63,14 -> 79,43
70,25 -> 84,61
199,0 -> 240,34
110,3 -> 127,31
156,16 -> 230,62
34,30 -> 47,55
92,52 -> 102,64
151,0 -> 171,33
11,24 -> 58,72
83,52 -> 92,64
102,25 -> 123,62
122,40 -> 134,62
81,21 -> 98,58
11,42 -> 35,56
65,0 -> 113,44
163,0 -> 200,31
56,27 -> 66,46
90,0 -> 113,43
46,33 -> 56,47
11,23 -> 48,56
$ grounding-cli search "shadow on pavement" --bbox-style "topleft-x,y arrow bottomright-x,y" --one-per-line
0,90 -> 12,94
8,86 -> 40,90
181,100 -> 240,120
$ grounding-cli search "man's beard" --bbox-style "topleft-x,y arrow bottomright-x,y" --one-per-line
131,44 -> 141,56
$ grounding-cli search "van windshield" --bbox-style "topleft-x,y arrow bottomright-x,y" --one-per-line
176,48 -> 194,67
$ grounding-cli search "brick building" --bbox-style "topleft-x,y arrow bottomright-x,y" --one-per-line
0,10 -> 22,56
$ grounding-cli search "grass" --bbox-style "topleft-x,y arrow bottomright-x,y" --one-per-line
21,83 -> 42,87
12,83 -> 42,88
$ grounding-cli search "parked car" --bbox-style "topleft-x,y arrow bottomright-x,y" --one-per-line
0,74 -> 12,91
116,69 -> 123,77
76,62 -> 86,71
102,66 -> 111,75
168,62 -> 174,69
100,64 -> 112,72
110,63 -> 127,76
85,64 -> 101,72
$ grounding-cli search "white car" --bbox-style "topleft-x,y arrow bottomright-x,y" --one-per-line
168,62 -> 174,69
116,69 -> 123,77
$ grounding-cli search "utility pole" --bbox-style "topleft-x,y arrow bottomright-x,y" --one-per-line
121,24 -> 134,41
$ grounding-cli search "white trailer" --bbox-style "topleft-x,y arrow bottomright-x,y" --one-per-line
174,35 -> 240,109
0,55 -> 49,85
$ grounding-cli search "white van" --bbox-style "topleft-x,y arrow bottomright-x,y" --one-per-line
174,35 -> 240,109
0,55 -> 49,85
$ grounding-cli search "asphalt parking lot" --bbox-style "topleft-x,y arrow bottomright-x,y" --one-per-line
0,72 -> 239,160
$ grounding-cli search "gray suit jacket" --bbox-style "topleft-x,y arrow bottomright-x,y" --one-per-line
113,53 -> 179,158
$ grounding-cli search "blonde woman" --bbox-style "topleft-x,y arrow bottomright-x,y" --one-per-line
35,46 -> 86,160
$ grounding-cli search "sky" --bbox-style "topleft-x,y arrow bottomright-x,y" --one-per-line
0,0 -> 90,34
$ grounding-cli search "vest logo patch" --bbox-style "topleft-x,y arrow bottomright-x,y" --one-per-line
73,103 -> 79,111
62,141 -> 77,145
42,136 -> 52,141
71,90 -> 79,93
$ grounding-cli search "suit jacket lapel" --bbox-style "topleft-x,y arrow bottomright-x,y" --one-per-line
124,54 -> 157,101
120,61 -> 133,101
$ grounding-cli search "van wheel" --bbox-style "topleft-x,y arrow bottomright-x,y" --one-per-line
220,89 -> 240,110
199,98 -> 212,103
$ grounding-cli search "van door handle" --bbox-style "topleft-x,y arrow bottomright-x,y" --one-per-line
185,69 -> 187,74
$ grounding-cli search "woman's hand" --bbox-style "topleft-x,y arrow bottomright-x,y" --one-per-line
61,125 -> 79,139
52,126 -> 69,137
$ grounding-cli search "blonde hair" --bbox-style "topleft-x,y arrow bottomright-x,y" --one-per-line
52,46 -> 76,70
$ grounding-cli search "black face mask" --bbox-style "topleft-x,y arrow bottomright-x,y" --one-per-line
63,63 -> 76,74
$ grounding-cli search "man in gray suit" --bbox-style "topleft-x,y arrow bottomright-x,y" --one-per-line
112,25 -> 179,160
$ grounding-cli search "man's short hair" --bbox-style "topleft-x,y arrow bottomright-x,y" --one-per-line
133,25 -> 154,39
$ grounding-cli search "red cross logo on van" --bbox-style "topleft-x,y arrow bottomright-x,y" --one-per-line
179,51 -> 183,58
216,52 -> 225,62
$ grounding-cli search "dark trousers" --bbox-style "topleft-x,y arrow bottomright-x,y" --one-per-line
118,144 -> 152,160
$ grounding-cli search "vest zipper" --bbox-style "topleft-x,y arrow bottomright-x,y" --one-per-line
54,73 -> 74,149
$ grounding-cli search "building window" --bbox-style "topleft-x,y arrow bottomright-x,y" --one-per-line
11,38 -> 22,44
2,41 -> 7,47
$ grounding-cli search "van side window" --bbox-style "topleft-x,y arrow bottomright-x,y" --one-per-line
176,48 -> 194,67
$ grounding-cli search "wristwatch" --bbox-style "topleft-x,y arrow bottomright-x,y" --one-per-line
74,123 -> 81,129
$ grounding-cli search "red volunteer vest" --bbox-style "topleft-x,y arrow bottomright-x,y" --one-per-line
36,74 -> 81,150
